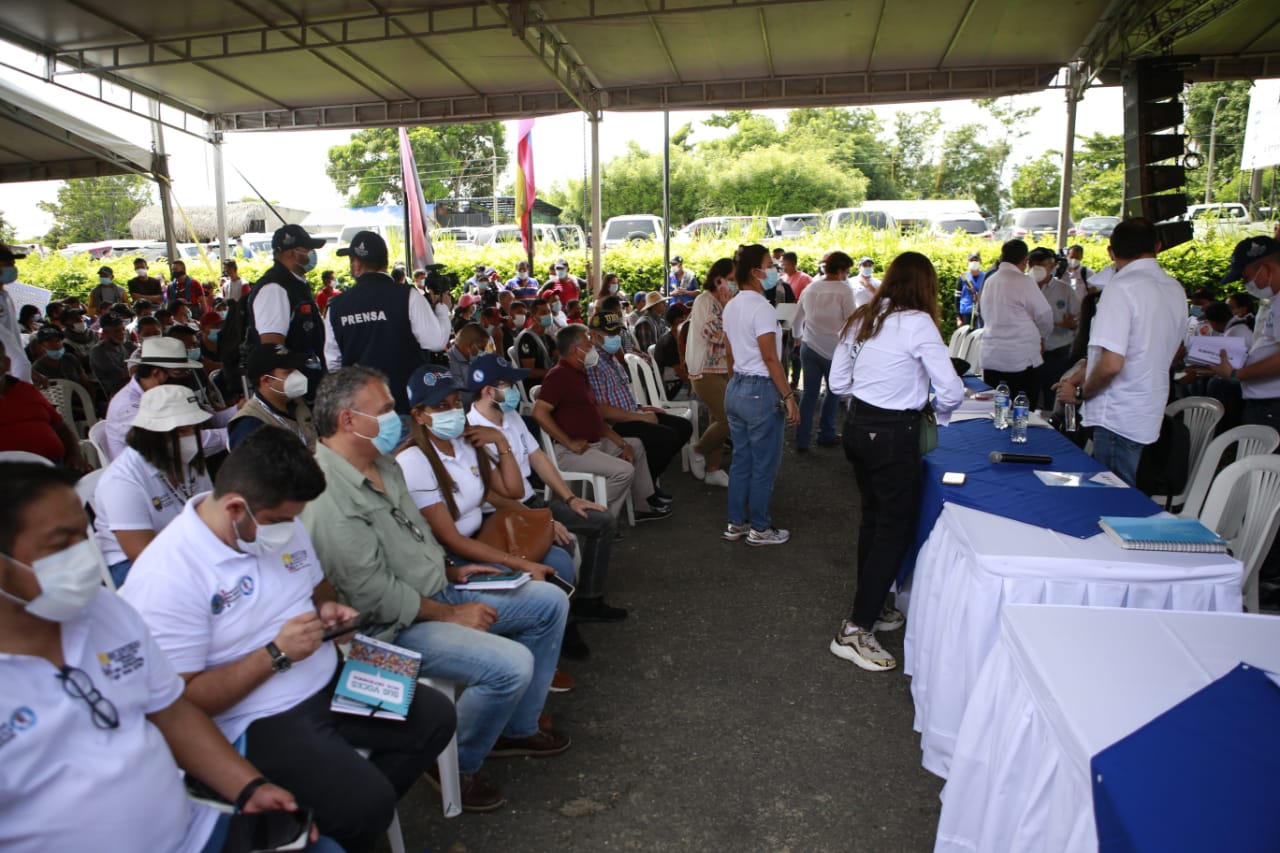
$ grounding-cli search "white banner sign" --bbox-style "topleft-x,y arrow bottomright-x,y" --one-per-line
1241,79 -> 1280,171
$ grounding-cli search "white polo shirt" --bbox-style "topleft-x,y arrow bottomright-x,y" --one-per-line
121,495 -> 337,742
1243,295 -> 1280,400
979,262 -> 1054,372
0,590 -> 218,853
722,290 -> 781,377
1040,276 -> 1082,352
396,441 -> 487,537
92,447 -> 212,566
1082,258 -> 1187,444
468,406 -> 540,502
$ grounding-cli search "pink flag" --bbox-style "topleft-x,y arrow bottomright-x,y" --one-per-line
399,127 -> 434,270
515,118 -> 536,258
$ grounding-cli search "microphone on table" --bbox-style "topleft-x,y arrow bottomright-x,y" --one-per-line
988,451 -> 1053,465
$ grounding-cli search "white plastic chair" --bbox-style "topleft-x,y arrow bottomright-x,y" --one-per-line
1197,455 -> 1280,613
960,328 -> 985,376
88,420 -> 113,465
0,450 -> 52,464
73,469 -> 114,590
78,439 -> 101,470
508,345 -> 534,414
536,424 -> 634,526
623,352 -> 700,447
947,324 -> 971,357
1178,424 -> 1280,520
44,378 -> 98,439
1154,396 -> 1226,508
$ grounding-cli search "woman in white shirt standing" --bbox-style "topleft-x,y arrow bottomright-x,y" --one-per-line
92,384 -> 212,587
827,251 -> 965,672
685,258 -> 735,487
721,244 -> 800,546
793,250 -> 856,451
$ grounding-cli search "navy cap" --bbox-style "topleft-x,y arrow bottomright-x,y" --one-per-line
0,246 -> 26,263
33,326 -> 64,342
337,230 -> 389,267
99,312 -> 125,328
272,224 -> 326,252
407,365 -> 464,408
466,353 -> 529,391
1221,235 -> 1280,283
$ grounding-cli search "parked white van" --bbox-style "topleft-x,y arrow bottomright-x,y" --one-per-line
602,215 -> 665,249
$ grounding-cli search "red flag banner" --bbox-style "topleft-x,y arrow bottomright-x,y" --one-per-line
515,118 -> 536,259
399,127 -> 434,270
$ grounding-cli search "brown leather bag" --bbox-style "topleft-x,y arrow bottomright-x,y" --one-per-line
475,508 -> 554,562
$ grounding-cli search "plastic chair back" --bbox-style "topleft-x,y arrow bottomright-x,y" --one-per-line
89,420 -> 113,465
1198,455 -> 1280,612
1179,424 -> 1280,520
1157,397 -> 1226,507
962,329 -> 985,376
47,379 -> 98,439
0,450 -> 52,465
948,325 -> 971,357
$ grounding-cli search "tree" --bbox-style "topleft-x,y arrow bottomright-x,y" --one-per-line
0,210 -> 15,244
706,147 -> 867,216
891,110 -> 942,199
36,174 -> 152,247
1011,152 -> 1062,209
325,123 -> 506,207
976,97 -> 1040,212
934,124 -> 1005,216
1183,81 -> 1251,203
1070,133 -> 1125,218
699,111 -> 780,157
784,107 -> 897,199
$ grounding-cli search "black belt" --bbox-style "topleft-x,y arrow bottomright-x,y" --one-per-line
849,396 -> 923,421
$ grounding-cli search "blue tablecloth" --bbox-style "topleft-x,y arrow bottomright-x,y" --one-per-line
1092,663 -> 1280,853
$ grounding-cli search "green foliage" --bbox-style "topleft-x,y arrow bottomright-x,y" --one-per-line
1068,133 -> 1125,219
1183,81 -> 1251,187
707,147 -> 866,215
786,108 -> 898,200
326,123 -> 507,206
936,124 -> 1006,217
0,210 -> 15,244
1011,153 -> 1063,209
891,110 -> 942,198
36,175 -> 152,249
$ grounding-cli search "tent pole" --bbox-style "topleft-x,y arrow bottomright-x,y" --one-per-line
663,110 -> 671,275
150,99 -> 178,264
209,123 -> 229,268
590,109 -> 602,298
1057,64 -> 1081,253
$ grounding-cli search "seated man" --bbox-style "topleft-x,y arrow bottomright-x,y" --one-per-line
0,462 -> 309,852
229,344 -> 317,450
0,340 -> 87,470
122,429 -> 455,851
514,298 -> 558,392
446,322 -> 489,408
586,311 -> 692,499
88,312 -> 134,399
302,366 -> 571,814
28,326 -> 91,388
533,324 -> 670,522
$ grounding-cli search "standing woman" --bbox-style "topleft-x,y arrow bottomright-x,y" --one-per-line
827,251 -> 964,671
792,250 -> 856,451
686,258 -> 735,487
721,244 -> 799,545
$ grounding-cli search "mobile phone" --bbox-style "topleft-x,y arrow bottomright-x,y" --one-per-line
249,808 -> 312,851
544,572 -> 575,596
321,614 -> 371,642
942,471 -> 967,486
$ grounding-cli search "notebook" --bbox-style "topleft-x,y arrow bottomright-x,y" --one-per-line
331,634 -> 421,720
452,569 -> 531,590
1098,516 -> 1229,553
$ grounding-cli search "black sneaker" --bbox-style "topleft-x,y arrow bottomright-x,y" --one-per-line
635,507 -> 671,523
572,598 -> 628,623
651,487 -> 674,503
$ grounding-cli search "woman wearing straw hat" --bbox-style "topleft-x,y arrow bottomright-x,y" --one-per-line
92,384 -> 212,586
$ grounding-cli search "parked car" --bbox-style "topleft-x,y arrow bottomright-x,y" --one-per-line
674,216 -> 776,243
1073,216 -> 1120,239
602,214 -> 665,249
995,208 -> 1072,241
825,208 -> 898,231
1187,203 -> 1250,226
929,216 -> 992,239
774,213 -> 824,237
473,223 -> 586,248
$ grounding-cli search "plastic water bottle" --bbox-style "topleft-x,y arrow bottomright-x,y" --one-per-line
994,382 -> 1011,429
1011,391 -> 1029,443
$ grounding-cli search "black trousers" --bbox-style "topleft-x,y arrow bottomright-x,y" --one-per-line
1039,346 -> 1074,410
614,411 -> 694,482
983,366 -> 1040,404
530,495 -> 615,600
843,399 -> 923,629
244,671 -> 456,853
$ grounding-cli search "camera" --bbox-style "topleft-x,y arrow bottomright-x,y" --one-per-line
423,264 -> 458,297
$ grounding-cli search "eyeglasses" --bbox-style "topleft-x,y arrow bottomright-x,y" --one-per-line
388,507 -> 426,543
57,666 -> 120,730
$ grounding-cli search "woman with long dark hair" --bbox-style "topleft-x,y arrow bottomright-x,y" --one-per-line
686,257 -> 735,487
721,244 -> 799,546
827,251 -> 964,671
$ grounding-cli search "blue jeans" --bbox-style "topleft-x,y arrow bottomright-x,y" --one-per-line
1091,426 -> 1145,488
797,343 -> 839,447
447,544 -> 576,587
725,373 -> 785,531
394,581 -> 568,773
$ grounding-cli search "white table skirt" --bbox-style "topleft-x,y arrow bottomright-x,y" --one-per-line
935,605 -> 1280,853
899,503 -> 1242,778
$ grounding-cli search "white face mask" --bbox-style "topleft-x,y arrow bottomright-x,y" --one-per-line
179,434 -> 201,464
1243,265 -> 1273,299
1030,266 -> 1049,284
268,370 -> 308,399
1068,258 -> 1081,270
582,347 -> 600,369
0,539 -> 105,622
860,266 -> 873,278
968,261 -> 982,273
233,504 -> 295,557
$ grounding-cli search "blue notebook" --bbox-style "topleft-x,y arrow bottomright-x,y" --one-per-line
1098,516 -> 1228,553
331,634 -> 421,720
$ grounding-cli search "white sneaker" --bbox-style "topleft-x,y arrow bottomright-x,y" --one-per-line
747,526 -> 790,546
722,522 -> 750,542
829,622 -> 897,671
874,605 -> 905,632
689,450 -> 707,480
703,469 -> 730,488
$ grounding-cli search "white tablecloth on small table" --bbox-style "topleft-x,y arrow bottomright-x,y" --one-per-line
935,605 -> 1280,853
899,503 -> 1242,778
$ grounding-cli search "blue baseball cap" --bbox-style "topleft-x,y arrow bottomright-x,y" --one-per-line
1221,235 -> 1280,283
406,366 -> 463,408
466,353 -> 529,391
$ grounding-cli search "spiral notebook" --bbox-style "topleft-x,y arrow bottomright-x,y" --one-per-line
331,634 -> 421,720
1098,516 -> 1229,554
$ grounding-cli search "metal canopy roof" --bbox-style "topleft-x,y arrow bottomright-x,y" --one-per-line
0,0 -> 1276,136
0,76 -> 153,183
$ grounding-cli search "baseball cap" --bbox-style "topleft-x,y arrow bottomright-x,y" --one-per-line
0,246 -> 27,264
1027,247 -> 1057,264
132,385 -> 209,432
243,344 -> 309,386
99,313 -> 125,328
406,365 -> 464,408
968,252 -> 982,261
336,230 -> 389,267
859,256 -> 874,265
671,255 -> 684,265
134,298 -> 154,311
588,312 -> 623,334
466,353 -> 529,391
198,310 -> 223,327
33,326 -> 64,343
272,224 -> 326,253
97,266 -> 114,277
458,293 -> 480,309
1221,235 -> 1280,283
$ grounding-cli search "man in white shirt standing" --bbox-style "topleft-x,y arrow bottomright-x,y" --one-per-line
851,256 -> 880,305
980,239 -> 1054,401
123,428 -> 455,851
1054,219 -> 1187,487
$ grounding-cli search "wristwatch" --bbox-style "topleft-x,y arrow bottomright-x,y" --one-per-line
265,641 -> 292,673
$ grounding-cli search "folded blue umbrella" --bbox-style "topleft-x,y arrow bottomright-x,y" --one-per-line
1092,662 -> 1280,853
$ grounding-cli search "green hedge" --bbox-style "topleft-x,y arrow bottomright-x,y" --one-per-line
20,231 -> 1241,337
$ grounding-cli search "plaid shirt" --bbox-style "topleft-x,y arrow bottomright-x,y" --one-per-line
586,349 -> 639,412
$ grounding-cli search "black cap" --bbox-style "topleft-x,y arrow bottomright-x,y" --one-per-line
588,311 -> 623,333
97,266 -> 113,277
0,246 -> 26,263
99,313 -> 125,328
336,230 -> 389,267
33,326 -> 64,342
466,353 -> 530,391
244,344 -> 309,385
1027,247 -> 1057,264
272,224 -> 326,253
134,299 -> 154,311
1221,235 -> 1280,284
671,255 -> 684,264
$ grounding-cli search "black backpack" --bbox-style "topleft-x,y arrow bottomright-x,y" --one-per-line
219,298 -> 250,393
1136,415 -> 1192,506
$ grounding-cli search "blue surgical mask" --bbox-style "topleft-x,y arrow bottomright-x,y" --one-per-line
500,386 -> 521,412
1189,305 -> 1203,318
208,329 -> 220,342
538,314 -> 553,328
304,250 -> 317,272
761,267 -> 779,291
603,335 -> 622,354
186,347 -> 201,362
353,409 -> 402,454
46,347 -> 66,360
0,267 -> 17,285
428,408 -> 466,441
99,277 -> 113,286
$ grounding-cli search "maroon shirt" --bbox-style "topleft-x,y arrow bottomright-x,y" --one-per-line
539,361 -> 605,442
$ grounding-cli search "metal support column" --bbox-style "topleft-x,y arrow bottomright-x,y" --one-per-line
662,110 -> 671,274
209,123 -> 229,265
590,110 -> 602,297
1057,64 -> 1081,252
150,100 -> 178,263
